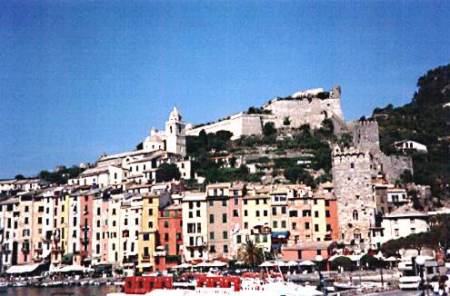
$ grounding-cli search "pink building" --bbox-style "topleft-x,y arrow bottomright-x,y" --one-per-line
79,193 -> 94,266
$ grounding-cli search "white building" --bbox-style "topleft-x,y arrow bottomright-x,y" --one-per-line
372,205 -> 429,249
74,165 -> 124,188
386,188 -> 409,204
142,107 -> 187,157
119,194 -> 142,275
394,140 -> 428,154
181,192 -> 207,262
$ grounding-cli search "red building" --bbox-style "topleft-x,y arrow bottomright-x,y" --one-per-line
155,204 -> 182,271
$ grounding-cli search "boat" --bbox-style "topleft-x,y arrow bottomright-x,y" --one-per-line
398,256 -> 440,290
333,281 -> 360,291
107,275 -> 323,296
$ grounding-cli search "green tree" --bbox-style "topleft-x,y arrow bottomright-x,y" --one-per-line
263,122 -> 276,137
156,163 -> 181,182
331,256 -> 353,271
14,174 -> 25,180
237,240 -> 264,269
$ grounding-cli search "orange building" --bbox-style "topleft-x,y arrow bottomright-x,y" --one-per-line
155,204 -> 182,271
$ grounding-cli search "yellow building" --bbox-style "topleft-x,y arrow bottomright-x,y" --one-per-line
239,185 -> 271,252
138,194 -> 159,273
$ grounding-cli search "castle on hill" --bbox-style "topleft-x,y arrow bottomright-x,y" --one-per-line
185,85 -> 345,140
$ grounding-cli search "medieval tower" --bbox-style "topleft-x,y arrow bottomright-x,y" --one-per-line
332,146 -> 377,247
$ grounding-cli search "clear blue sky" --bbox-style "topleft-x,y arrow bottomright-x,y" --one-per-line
0,1 -> 449,178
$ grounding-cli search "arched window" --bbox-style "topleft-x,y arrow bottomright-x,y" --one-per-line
352,210 -> 359,221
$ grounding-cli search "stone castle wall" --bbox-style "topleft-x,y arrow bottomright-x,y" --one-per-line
331,146 -> 377,245
186,86 -> 345,138
349,120 -> 380,152
349,119 -> 413,183
186,113 -> 263,140
262,90 -> 344,130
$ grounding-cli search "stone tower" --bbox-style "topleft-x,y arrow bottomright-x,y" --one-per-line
165,107 -> 187,157
350,119 -> 380,152
331,145 -> 377,248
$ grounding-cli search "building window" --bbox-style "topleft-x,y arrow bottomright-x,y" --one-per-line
314,224 -> 319,232
210,232 -> 215,240
223,245 -> 228,253
209,214 -> 214,224
223,231 -> 228,239
305,222 -> 310,230
222,214 -> 227,223
352,210 -> 358,220
325,210 -> 330,217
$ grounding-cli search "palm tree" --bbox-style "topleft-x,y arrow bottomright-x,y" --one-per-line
238,240 -> 264,269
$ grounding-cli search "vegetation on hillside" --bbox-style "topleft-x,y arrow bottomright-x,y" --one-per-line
373,64 -> 450,197
38,166 -> 85,185
186,119 -> 339,185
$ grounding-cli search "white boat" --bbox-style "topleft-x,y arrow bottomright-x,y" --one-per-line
398,275 -> 421,290
107,275 -> 323,296
333,281 -> 360,291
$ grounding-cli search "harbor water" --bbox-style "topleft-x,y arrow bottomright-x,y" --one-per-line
2,285 -> 122,296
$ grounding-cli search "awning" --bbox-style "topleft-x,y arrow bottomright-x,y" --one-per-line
6,263 -> 41,274
137,263 -> 153,269
194,261 -> 227,268
52,264 -> 91,273
172,263 -> 192,269
271,231 -> 289,239
259,261 -> 275,267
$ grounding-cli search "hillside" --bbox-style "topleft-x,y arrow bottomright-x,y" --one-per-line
373,64 -> 450,197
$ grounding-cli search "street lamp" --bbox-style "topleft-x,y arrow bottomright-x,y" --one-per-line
415,256 -> 426,296
314,255 -> 327,296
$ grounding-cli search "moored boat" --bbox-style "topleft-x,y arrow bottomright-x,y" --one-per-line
107,275 -> 323,296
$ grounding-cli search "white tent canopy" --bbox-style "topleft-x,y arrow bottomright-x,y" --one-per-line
385,256 -> 400,262
286,260 -> 299,267
6,263 -> 41,274
259,261 -> 275,267
299,260 -> 316,266
172,263 -> 192,269
195,261 -> 227,268
52,264 -> 91,273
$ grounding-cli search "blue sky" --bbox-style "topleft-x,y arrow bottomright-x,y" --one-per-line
0,1 -> 449,178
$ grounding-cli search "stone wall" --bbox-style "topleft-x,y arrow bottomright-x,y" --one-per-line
331,146 -> 377,246
186,113 -> 263,140
349,119 -> 380,152
262,96 -> 343,130
186,86 -> 345,138
349,119 -> 413,183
